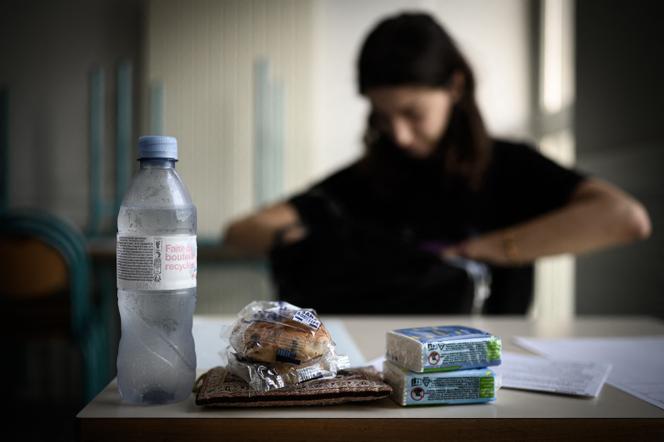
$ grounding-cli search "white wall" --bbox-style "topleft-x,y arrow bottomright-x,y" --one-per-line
146,0 -> 315,237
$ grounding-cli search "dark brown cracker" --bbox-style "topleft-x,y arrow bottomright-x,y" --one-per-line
195,366 -> 392,407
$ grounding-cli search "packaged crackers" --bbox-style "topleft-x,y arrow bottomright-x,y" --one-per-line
383,360 -> 498,406
386,325 -> 502,372
383,325 -> 502,407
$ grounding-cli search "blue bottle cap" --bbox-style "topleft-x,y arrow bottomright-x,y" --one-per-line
138,135 -> 178,160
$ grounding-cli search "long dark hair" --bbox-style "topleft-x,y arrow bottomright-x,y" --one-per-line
358,12 -> 491,190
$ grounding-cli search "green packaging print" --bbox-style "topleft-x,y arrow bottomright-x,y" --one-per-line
479,375 -> 495,399
487,337 -> 502,362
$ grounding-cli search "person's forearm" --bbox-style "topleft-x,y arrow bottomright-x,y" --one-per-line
222,202 -> 305,255
473,198 -> 647,265
224,219 -> 278,254
447,179 -> 651,266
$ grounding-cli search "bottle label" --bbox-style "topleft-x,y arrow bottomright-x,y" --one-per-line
117,235 -> 197,290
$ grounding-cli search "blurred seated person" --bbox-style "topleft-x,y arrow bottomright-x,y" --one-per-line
223,13 -> 650,314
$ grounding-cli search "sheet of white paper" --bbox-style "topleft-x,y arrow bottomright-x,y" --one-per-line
192,317 -> 366,370
514,336 -> 664,409
192,317 -> 231,370
492,351 -> 611,397
367,355 -> 386,372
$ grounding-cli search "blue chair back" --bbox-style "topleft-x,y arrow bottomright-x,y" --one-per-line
0,209 -> 109,400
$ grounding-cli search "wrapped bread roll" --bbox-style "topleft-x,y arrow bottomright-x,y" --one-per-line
227,301 -> 350,391
230,318 -> 332,365
224,301 -> 350,392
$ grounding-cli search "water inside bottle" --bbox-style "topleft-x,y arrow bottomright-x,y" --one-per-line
117,289 -> 196,404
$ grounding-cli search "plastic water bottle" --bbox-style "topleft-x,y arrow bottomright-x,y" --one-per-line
116,136 -> 197,404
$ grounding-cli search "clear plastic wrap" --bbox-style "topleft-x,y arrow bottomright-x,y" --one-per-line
225,301 -> 350,392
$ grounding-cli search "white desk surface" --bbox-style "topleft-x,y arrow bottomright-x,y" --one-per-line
78,315 -> 664,419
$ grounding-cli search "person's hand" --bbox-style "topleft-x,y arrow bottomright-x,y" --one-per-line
439,241 -> 469,260
274,223 -> 309,246
440,233 -> 515,266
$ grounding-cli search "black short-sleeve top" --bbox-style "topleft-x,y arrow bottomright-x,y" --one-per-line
287,139 -> 586,313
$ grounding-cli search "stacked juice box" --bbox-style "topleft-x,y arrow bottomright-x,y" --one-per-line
383,325 -> 502,406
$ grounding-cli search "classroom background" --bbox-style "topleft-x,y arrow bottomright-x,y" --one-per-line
1,0 -> 663,440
